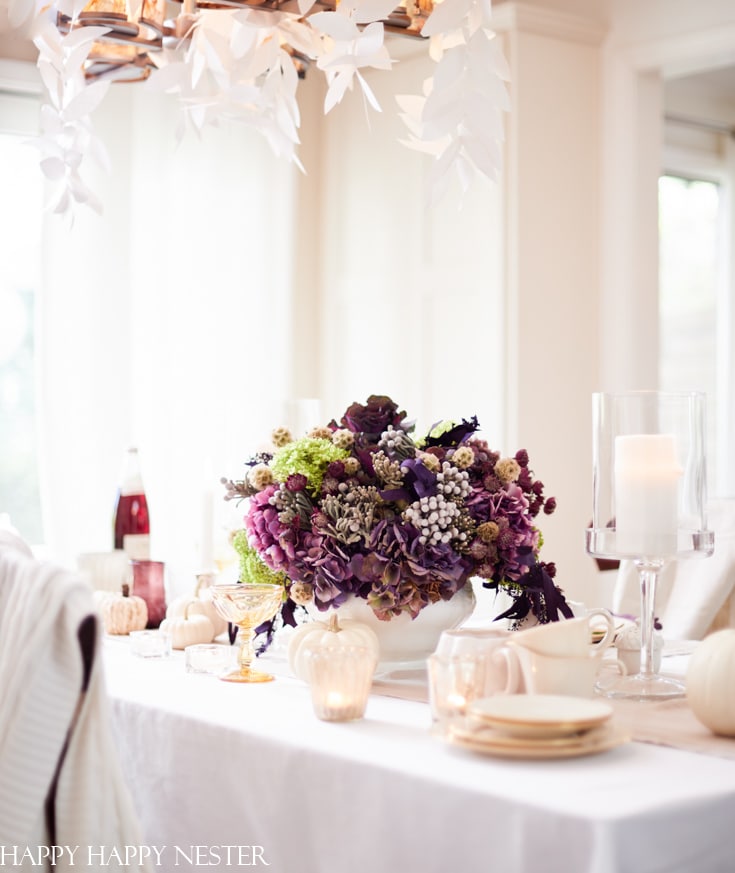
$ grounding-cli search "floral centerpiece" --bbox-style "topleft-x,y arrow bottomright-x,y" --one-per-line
222,395 -> 571,644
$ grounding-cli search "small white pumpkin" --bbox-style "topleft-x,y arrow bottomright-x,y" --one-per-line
288,613 -> 380,681
166,592 -> 227,638
99,584 -> 148,635
160,601 -> 215,650
686,629 -> 735,736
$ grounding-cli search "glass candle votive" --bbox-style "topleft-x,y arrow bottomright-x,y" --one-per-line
131,559 -> 167,628
130,629 -> 172,659
304,645 -> 376,722
185,643 -> 234,675
427,652 -> 487,736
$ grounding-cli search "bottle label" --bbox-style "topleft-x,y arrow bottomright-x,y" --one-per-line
123,533 -> 151,560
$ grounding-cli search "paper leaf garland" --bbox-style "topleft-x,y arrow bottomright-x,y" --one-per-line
18,0 -> 508,217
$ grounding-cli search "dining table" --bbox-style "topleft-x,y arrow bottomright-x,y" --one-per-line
103,634 -> 735,873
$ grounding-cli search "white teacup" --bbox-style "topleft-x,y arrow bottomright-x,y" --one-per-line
508,644 -> 627,697
511,608 -> 615,659
434,627 -> 520,696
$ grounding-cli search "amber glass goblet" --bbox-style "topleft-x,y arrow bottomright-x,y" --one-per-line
209,583 -> 283,683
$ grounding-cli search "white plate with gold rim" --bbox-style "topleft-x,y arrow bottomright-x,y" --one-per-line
467,694 -> 614,739
448,721 -> 628,760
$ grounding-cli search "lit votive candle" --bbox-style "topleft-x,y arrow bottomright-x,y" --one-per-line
130,629 -> 172,659
427,653 -> 485,736
304,646 -> 376,722
185,643 -> 233,675
614,434 -> 682,557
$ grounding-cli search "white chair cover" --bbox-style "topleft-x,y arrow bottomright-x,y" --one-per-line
612,499 -> 735,640
0,538 -> 151,872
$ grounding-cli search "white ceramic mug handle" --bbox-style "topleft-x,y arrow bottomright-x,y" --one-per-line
491,646 -> 522,694
587,607 -> 615,656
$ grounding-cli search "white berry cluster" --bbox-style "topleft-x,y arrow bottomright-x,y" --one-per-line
377,426 -> 415,460
404,493 -> 469,547
435,461 -> 470,500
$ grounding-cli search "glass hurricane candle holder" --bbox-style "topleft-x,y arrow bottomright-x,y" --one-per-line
209,583 -> 283,683
304,645 -> 377,722
587,391 -> 714,700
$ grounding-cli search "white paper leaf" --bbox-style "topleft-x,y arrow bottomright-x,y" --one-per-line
297,0 -> 317,15
146,61 -> 190,93
63,80 -> 110,121
37,60 -> 62,109
52,188 -> 71,215
490,36 -> 511,81
421,0 -> 474,38
354,0 -> 398,24
460,132 -> 499,179
279,19 -> 320,58
66,41 -> 99,77
40,103 -> 63,136
323,70 -> 352,113
40,156 -> 66,181
32,18 -> 63,61
353,20 -> 385,56
230,18 -> 259,58
69,172 -> 90,203
309,11 -> 359,41
84,185 -> 104,215
61,25 -> 111,50
432,47 -> 465,92
355,70 -> 381,113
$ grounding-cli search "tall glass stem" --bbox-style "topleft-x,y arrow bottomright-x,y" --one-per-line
237,622 -> 256,675
636,559 -> 664,678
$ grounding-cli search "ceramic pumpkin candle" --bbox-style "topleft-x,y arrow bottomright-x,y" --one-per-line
288,613 -> 379,681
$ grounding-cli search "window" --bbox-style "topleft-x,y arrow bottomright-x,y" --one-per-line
658,174 -> 721,491
0,75 -> 44,544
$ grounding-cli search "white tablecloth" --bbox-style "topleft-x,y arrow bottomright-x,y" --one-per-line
103,639 -> 735,873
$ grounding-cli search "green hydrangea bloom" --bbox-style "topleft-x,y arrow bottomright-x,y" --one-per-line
231,530 -> 287,588
270,437 -> 348,495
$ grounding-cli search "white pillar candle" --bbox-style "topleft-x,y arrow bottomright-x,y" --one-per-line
614,434 -> 682,556
200,460 -> 215,571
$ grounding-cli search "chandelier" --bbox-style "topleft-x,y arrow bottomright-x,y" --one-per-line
7,0 -> 509,215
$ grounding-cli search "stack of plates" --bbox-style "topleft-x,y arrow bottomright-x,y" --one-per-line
448,695 -> 628,759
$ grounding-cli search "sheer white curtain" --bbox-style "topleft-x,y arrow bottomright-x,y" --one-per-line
38,84 -> 299,593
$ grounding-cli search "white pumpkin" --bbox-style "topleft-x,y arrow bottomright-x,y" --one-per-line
99,584 -> 148,635
160,601 -> 215,650
288,613 -> 380,681
166,593 -> 227,637
686,629 -> 735,736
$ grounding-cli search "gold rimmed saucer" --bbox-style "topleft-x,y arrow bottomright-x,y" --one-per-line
467,694 -> 614,739
448,721 -> 629,760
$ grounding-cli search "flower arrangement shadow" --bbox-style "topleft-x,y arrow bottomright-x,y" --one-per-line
222,395 -> 571,647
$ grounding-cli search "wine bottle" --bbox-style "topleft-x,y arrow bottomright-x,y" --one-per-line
113,447 -> 150,560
